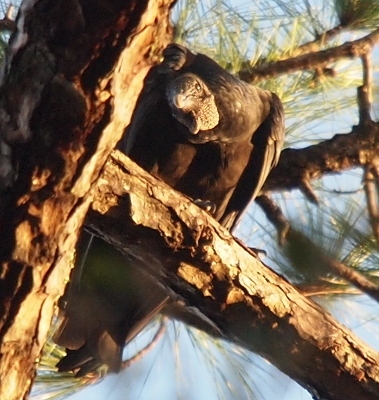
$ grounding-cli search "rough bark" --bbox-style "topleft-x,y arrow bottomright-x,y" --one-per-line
0,1 -> 174,399
264,121 -> 379,193
0,2 -> 377,400
86,150 -> 379,400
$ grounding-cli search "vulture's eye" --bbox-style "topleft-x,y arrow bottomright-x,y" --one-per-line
195,83 -> 202,91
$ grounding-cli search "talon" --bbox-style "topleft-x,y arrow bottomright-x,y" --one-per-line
248,247 -> 267,257
194,199 -> 217,215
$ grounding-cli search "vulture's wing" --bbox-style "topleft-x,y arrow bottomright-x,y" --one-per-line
220,92 -> 285,231
118,66 -> 169,156
55,292 -> 168,377
54,234 -> 169,376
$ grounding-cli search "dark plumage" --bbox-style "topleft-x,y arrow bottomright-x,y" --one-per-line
123,43 -> 285,230
54,44 -> 285,377
54,234 -> 168,377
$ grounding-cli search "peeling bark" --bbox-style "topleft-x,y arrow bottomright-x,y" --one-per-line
0,1 -> 175,399
87,151 -> 379,400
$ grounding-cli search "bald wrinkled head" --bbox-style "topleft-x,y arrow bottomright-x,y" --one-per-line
165,73 -> 219,134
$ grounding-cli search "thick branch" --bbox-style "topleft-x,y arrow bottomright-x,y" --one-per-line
264,122 -> 379,192
87,150 -> 379,400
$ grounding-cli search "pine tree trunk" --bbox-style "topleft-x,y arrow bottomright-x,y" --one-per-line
0,1 -> 174,399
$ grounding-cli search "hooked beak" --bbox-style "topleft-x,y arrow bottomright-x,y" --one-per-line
172,93 -> 193,110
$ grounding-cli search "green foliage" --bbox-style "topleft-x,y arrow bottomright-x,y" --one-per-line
173,0 -> 377,151
278,192 -> 379,288
32,339 -> 99,400
335,0 -> 379,29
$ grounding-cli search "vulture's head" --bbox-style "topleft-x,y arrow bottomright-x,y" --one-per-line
165,73 -> 220,136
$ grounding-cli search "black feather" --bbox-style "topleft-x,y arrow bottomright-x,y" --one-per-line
124,43 -> 285,230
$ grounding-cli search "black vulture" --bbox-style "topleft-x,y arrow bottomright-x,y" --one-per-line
123,43 -> 285,230
54,44 -> 285,376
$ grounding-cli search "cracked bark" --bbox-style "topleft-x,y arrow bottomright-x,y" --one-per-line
0,1 -> 174,399
87,151 -> 379,400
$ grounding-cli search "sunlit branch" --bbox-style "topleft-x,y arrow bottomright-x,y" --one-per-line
280,25 -> 345,60
239,27 -> 379,84
0,4 -> 15,31
85,151 -> 379,399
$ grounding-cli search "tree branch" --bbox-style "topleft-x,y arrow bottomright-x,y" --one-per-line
239,27 -> 379,84
264,122 -> 379,193
281,25 -> 344,59
0,4 -> 15,32
364,160 -> 379,247
358,52 -> 373,125
86,150 -> 379,400
0,1 -> 175,398
257,194 -> 379,302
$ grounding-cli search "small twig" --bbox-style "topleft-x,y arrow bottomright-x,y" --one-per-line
255,195 -> 379,301
310,67 -> 338,87
325,256 -> 379,303
255,194 -> 291,245
5,4 -> 14,21
286,228 -> 379,303
299,177 -> 319,204
297,284 -> 361,297
321,188 -> 363,195
248,25 -> 345,72
0,4 -> 15,31
358,53 -> 373,125
121,318 -> 167,369
363,161 -> 379,247
285,25 -> 344,59
362,52 -> 373,102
